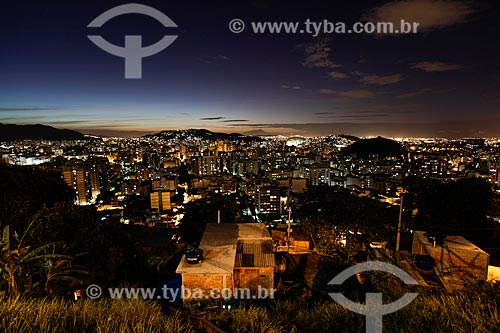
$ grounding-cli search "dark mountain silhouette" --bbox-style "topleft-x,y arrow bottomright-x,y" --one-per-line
0,123 -> 85,141
342,136 -> 406,158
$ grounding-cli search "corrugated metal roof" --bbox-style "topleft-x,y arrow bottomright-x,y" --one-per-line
235,240 -> 275,267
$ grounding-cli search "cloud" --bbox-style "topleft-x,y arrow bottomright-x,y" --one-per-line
201,55 -> 230,64
396,88 -> 432,99
366,0 -> 474,31
410,61 -> 464,72
0,106 -> 66,112
318,114 -> 389,119
214,55 -> 230,61
45,120 -> 92,125
351,70 -> 367,76
303,41 -> 341,69
221,119 -> 249,123
344,104 -> 419,113
360,74 -> 404,85
319,89 -> 387,100
200,117 -> 225,120
282,85 -> 302,90
319,89 -> 336,94
339,90 -> 376,98
314,111 -> 386,118
328,71 -> 350,80
199,117 -> 249,123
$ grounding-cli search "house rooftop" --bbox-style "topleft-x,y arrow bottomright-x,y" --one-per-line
235,239 -> 275,267
413,230 -> 488,254
176,223 -> 272,274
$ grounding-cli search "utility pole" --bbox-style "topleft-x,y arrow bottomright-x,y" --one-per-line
286,174 -> 292,252
396,193 -> 404,251
287,207 -> 292,252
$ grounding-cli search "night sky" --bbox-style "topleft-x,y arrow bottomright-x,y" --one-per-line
1,0 -> 498,137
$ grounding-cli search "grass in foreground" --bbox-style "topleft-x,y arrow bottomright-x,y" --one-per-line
207,291 -> 500,333
0,296 -> 194,333
1,283 -> 499,333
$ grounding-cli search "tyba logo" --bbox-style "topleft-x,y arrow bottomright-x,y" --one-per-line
87,3 -> 178,79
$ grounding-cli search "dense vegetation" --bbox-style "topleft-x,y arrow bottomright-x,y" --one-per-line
299,178 -> 500,262
179,194 -> 243,245
404,177 -> 500,251
0,165 -> 75,233
0,166 -> 154,296
296,187 -> 397,259
342,137 -> 406,158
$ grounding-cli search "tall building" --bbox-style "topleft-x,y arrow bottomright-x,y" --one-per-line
195,155 -> 229,176
62,166 -> 88,205
150,190 -> 172,211
195,156 -> 217,176
86,157 -> 109,202
309,165 -> 331,186
255,183 -> 281,214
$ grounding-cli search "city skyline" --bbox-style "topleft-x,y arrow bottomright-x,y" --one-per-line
1,0 -> 499,137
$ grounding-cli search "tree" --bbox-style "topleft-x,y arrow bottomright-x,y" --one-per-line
405,177 -> 494,232
179,194 -> 241,245
0,220 -> 85,295
40,252 -> 88,295
178,163 -> 190,185
296,187 -> 395,260
0,165 -> 74,234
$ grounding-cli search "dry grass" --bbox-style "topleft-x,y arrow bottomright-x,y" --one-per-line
208,288 -> 500,333
1,283 -> 498,332
0,296 -> 194,333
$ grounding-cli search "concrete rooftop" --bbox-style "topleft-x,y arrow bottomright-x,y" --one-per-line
414,230 -> 488,254
176,223 -> 271,274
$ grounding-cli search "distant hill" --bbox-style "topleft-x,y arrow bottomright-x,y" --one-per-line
339,134 -> 360,142
0,123 -> 85,141
244,129 -> 275,136
144,129 -> 263,142
342,136 -> 406,158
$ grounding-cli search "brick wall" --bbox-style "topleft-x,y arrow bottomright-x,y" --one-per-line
235,267 -> 274,292
182,273 -> 233,300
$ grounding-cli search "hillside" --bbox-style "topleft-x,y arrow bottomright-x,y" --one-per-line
144,128 -> 262,142
0,123 -> 85,141
342,136 -> 406,158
